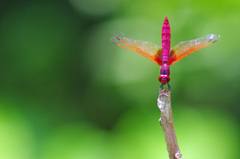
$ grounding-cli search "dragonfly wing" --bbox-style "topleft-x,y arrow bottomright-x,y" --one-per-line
168,34 -> 220,65
111,32 -> 163,65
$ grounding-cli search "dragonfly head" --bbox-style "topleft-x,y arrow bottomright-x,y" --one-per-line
159,74 -> 170,84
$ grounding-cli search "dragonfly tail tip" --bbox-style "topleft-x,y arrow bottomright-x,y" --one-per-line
165,16 -> 168,21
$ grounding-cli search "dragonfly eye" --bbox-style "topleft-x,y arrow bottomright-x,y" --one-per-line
159,75 -> 170,84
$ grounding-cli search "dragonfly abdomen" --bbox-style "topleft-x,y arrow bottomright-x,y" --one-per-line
162,16 -> 171,63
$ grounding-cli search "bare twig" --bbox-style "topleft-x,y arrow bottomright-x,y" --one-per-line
157,89 -> 182,159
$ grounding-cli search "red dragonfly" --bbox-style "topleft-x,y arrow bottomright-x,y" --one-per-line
111,17 -> 220,90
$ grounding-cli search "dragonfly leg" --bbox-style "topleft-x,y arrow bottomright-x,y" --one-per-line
159,84 -> 164,93
167,83 -> 171,90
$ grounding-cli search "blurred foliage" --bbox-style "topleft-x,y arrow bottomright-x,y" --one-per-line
0,0 -> 239,159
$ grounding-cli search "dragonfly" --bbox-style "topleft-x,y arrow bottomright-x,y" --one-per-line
111,16 -> 220,90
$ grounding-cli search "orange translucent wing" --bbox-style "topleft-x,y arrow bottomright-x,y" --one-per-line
168,34 -> 220,65
111,32 -> 163,65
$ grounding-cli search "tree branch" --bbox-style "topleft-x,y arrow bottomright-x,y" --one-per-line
157,89 -> 182,159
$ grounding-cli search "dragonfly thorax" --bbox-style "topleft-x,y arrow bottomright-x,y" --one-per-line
159,65 -> 170,84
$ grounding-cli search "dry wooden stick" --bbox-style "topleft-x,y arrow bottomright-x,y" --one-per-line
157,89 -> 182,159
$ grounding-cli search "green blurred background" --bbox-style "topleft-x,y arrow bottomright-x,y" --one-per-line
0,0 -> 239,159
